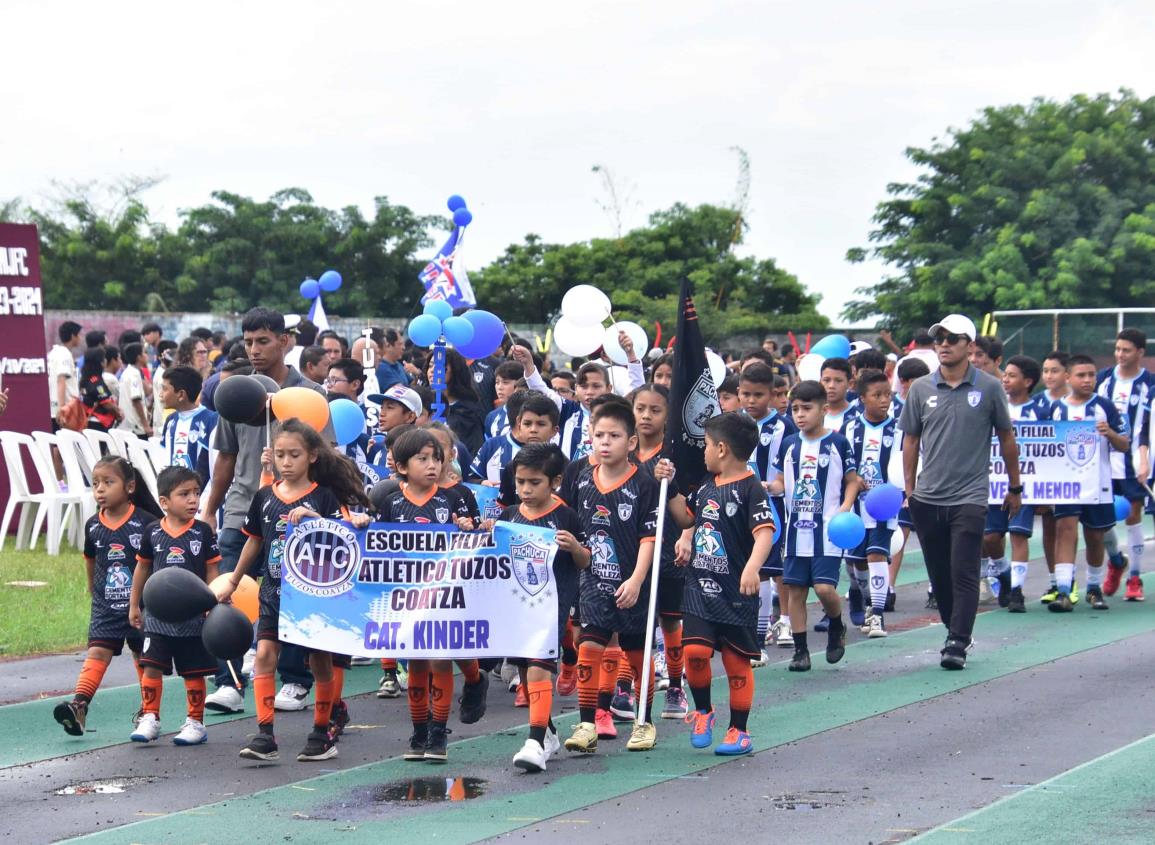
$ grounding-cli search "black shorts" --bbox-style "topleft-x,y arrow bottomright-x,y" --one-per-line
578,582 -> 648,635
578,624 -> 647,652
88,632 -> 144,656
89,611 -> 141,654
509,657 -> 559,674
658,574 -> 684,618
681,612 -> 761,660
140,634 -> 216,678
257,582 -> 281,642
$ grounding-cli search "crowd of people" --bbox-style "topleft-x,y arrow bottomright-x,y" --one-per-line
40,307 -> 1152,775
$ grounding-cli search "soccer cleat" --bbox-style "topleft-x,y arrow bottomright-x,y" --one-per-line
826,622 -> 846,664
595,708 -> 618,739
424,724 -> 449,762
813,614 -> 831,633
661,687 -> 689,719
1103,562 -> 1125,596
54,700 -> 88,736
564,721 -> 598,753
772,617 -> 793,648
714,727 -> 753,756
1125,575 -> 1145,601
867,612 -> 887,638
940,638 -> 969,670
925,590 -> 938,610
404,723 -> 429,761
298,730 -> 338,762
205,685 -> 245,713
1007,586 -> 1026,613
130,712 -> 161,743
273,682 -> 310,711
750,650 -> 769,668
1069,580 -> 1080,605
1086,586 -> 1109,610
1040,585 -> 1059,604
1048,592 -> 1074,613
544,726 -> 561,760
513,738 -> 548,773
131,707 -> 144,726
458,673 -> 489,723
685,709 -> 716,748
626,721 -> 657,751
328,700 -> 350,741
556,663 -> 577,696
377,670 -> 401,699
848,586 -> 865,627
885,589 -> 897,613
238,732 -> 279,761
172,717 -> 208,746
610,687 -> 636,721
788,649 -> 811,672
997,570 -> 1012,607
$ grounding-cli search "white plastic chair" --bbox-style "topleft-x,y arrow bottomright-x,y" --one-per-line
108,428 -> 135,459
33,431 -> 96,541
82,427 -> 120,458
56,428 -> 101,486
0,431 -> 84,554
123,436 -> 161,506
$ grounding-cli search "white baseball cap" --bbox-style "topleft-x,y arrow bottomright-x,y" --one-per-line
929,313 -> 977,341
284,314 -> 302,333
367,384 -> 423,416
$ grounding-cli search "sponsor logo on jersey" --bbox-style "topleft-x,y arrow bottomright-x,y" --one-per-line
106,543 -> 126,561
166,546 -> 185,564
701,498 -> 722,520
592,505 -> 612,525
699,578 -> 722,596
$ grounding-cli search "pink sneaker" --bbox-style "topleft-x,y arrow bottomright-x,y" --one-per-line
595,708 -> 617,739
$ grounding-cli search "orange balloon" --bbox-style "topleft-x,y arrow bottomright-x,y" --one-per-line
210,573 -> 260,623
271,386 -> 330,432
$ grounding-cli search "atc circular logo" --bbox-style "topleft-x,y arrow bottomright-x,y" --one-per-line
283,519 -> 360,597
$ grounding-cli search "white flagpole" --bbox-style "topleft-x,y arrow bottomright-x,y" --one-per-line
635,476 -> 668,728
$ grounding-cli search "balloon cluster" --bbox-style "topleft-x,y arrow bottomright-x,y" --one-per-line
300,269 -> 343,301
214,375 -> 346,438
826,483 -> 905,550
796,334 -> 852,382
142,568 -> 261,663
553,284 -> 650,365
447,194 -> 473,228
408,301 -> 505,360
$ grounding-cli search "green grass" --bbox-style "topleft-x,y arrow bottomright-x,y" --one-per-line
0,545 -> 90,657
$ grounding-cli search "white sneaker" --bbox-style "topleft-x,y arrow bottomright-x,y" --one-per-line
500,659 -> 519,687
750,650 -> 769,668
867,613 -> 888,639
513,738 -> 548,773
130,712 -> 160,743
396,665 -> 409,691
543,726 -> 561,760
274,683 -> 310,711
653,650 -> 670,690
772,618 -> 794,648
173,717 -> 208,745
241,647 -> 257,680
860,607 -> 874,635
205,685 -> 245,713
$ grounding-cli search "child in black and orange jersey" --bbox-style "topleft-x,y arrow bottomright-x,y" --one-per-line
53,457 -> 157,736
374,428 -> 476,763
217,419 -> 371,763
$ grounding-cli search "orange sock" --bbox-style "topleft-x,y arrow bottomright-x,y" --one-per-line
313,679 -> 335,730
431,670 -> 454,724
407,660 -> 429,726
683,642 -> 714,713
457,659 -> 481,684
331,666 -> 345,706
254,673 -> 276,730
624,648 -> 655,722
527,678 -> 552,743
381,658 -> 397,671
184,677 -> 206,721
75,657 -> 110,702
616,653 -> 635,688
577,640 -> 604,723
599,646 -> 620,706
720,646 -> 754,732
664,625 -> 684,689
140,674 -> 163,716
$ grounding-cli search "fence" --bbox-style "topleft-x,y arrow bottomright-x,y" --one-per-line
992,309 -> 1155,367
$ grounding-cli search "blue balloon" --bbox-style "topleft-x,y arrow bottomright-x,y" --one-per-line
408,313 -> 443,347
299,278 -> 320,300
329,398 -> 367,447
423,299 -> 454,321
442,315 -> 475,347
827,512 -> 866,550
447,195 -> 467,211
1114,495 -> 1131,522
318,270 -> 342,292
865,483 -> 904,522
453,208 -> 473,227
810,334 -> 851,360
457,310 -> 505,359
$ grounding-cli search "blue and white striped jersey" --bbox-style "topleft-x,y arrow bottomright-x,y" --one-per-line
468,433 -> 522,484
773,431 -> 857,558
1049,395 -> 1127,501
485,405 -> 510,439
1096,367 -> 1152,479
843,415 -> 900,529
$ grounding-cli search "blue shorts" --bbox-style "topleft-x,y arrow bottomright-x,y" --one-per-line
1114,478 -> 1147,503
984,504 -> 1036,537
783,555 -> 841,587
759,498 -> 786,577
845,524 -> 894,560
897,506 -> 913,529
1053,503 -> 1116,530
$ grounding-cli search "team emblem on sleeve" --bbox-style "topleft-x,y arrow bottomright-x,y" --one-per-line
968,390 -> 981,407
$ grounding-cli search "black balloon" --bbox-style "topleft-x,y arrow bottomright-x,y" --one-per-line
369,478 -> 402,515
215,375 -> 268,424
142,567 -> 216,624
201,604 -> 254,662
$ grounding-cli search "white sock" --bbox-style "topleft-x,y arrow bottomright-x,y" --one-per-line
757,580 -> 774,639
1048,571 -> 1057,588
1127,523 -> 1144,576
1104,528 -> 1120,557
1010,560 -> 1028,589
1086,562 -> 1103,588
1056,562 -> 1075,593
867,560 -> 889,612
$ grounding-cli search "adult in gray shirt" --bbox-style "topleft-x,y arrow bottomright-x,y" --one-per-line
898,313 -> 1021,670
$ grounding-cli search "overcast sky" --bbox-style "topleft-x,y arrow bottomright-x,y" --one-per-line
5,1 -> 1154,322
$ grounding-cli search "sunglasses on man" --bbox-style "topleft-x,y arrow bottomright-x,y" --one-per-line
933,332 -> 967,346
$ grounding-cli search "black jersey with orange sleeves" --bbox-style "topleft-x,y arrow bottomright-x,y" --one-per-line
498,497 -> 587,641
138,517 -> 221,637
635,444 -> 681,578
572,463 -> 659,634
444,482 -> 481,522
243,483 -> 344,584
375,484 -> 474,525
83,505 -> 157,637
684,470 -> 776,627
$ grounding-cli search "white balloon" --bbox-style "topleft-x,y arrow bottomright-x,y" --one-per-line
706,349 -> 727,388
561,285 -> 612,327
796,353 -> 825,382
553,316 -> 603,357
603,320 -> 649,366
890,528 -> 906,558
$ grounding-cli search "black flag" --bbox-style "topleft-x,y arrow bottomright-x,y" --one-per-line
664,278 -> 719,496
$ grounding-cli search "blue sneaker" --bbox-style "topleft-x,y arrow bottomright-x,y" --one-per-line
715,727 -> 753,756
685,709 -> 716,749
813,614 -> 830,633
848,587 -> 865,627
